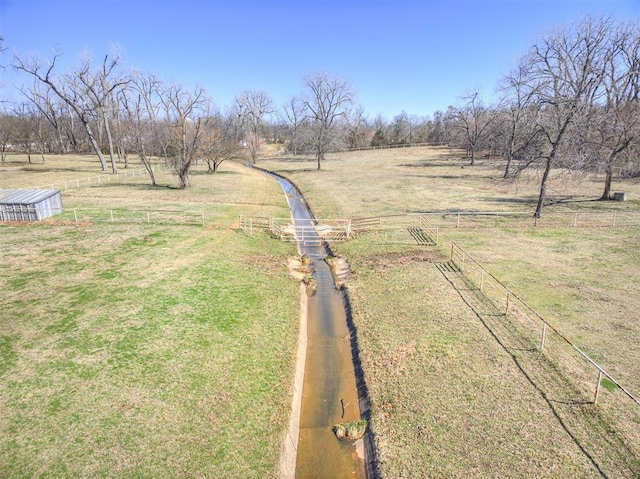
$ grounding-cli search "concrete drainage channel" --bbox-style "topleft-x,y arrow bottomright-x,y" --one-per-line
270,173 -> 375,479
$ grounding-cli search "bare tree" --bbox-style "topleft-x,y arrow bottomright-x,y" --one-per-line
505,17 -> 611,217
160,83 -> 211,188
11,102 -> 39,163
118,72 -> 167,185
389,110 -> 412,145
496,64 -> 545,178
344,105 -> 369,149
14,50 -> 111,170
303,71 -> 355,170
20,82 -> 69,153
234,90 -> 273,165
451,89 -> 493,165
0,112 -> 11,164
200,112 -> 244,173
282,95 -> 308,155
588,20 -> 640,200
76,51 -> 130,173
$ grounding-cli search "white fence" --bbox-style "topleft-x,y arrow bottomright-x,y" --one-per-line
34,165 -> 165,191
240,214 -> 439,246
239,216 -> 350,243
64,208 -> 205,226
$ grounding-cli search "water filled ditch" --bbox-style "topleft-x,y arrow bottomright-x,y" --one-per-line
271,174 -> 368,478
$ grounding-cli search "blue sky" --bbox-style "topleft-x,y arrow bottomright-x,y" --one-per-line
0,0 -> 638,119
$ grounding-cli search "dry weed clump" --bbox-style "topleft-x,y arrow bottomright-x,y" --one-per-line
333,419 -> 367,440
287,255 -> 317,296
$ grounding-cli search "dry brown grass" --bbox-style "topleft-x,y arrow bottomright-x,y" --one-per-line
260,147 -> 640,477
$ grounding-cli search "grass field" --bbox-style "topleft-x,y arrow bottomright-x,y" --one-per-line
2,149 -> 639,477
260,147 -> 640,477
0,156 -> 299,478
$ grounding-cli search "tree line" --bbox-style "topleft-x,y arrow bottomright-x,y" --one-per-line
1,16 -> 638,216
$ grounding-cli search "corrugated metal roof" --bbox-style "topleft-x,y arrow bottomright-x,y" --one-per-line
0,189 -> 61,205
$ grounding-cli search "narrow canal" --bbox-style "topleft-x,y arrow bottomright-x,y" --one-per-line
272,175 -> 368,479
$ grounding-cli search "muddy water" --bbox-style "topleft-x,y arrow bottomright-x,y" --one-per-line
273,175 -> 367,479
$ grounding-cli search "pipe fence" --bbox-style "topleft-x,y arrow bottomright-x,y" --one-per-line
449,241 -> 640,409
60,207 -> 205,226
239,215 -> 350,243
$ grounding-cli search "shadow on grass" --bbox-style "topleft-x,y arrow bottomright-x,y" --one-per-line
435,261 -> 638,479
340,285 -> 382,479
546,196 -> 600,206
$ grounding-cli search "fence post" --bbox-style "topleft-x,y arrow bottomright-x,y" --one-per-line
540,322 -> 547,350
76,179 -> 80,188
450,243 -> 454,261
110,210 -> 114,222
64,181 -> 68,191
505,290 -> 511,315
594,370 -> 603,404
73,208 -> 78,223
346,220 -> 351,239
572,212 -> 578,227
612,212 -> 617,228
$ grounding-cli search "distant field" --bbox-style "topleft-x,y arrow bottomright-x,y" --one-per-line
0,156 -> 299,478
260,148 -> 640,477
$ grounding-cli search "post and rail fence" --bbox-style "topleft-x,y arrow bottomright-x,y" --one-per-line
449,241 -> 640,408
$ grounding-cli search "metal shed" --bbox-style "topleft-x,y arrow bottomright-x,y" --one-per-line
0,189 -> 63,221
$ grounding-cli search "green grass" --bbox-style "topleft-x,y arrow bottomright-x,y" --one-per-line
0,157 -> 299,478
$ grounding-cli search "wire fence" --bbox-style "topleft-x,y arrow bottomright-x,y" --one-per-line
56,207 -> 205,226
355,210 -> 640,230
34,165 -> 165,191
347,142 -> 448,152
449,241 -> 640,411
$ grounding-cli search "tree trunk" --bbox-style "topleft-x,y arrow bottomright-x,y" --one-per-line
103,115 -> 118,174
179,169 -> 190,188
534,157 -> 553,218
80,117 -> 108,171
504,136 -> 515,178
600,162 -> 613,201
139,142 -> 156,186
469,144 -> 475,166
